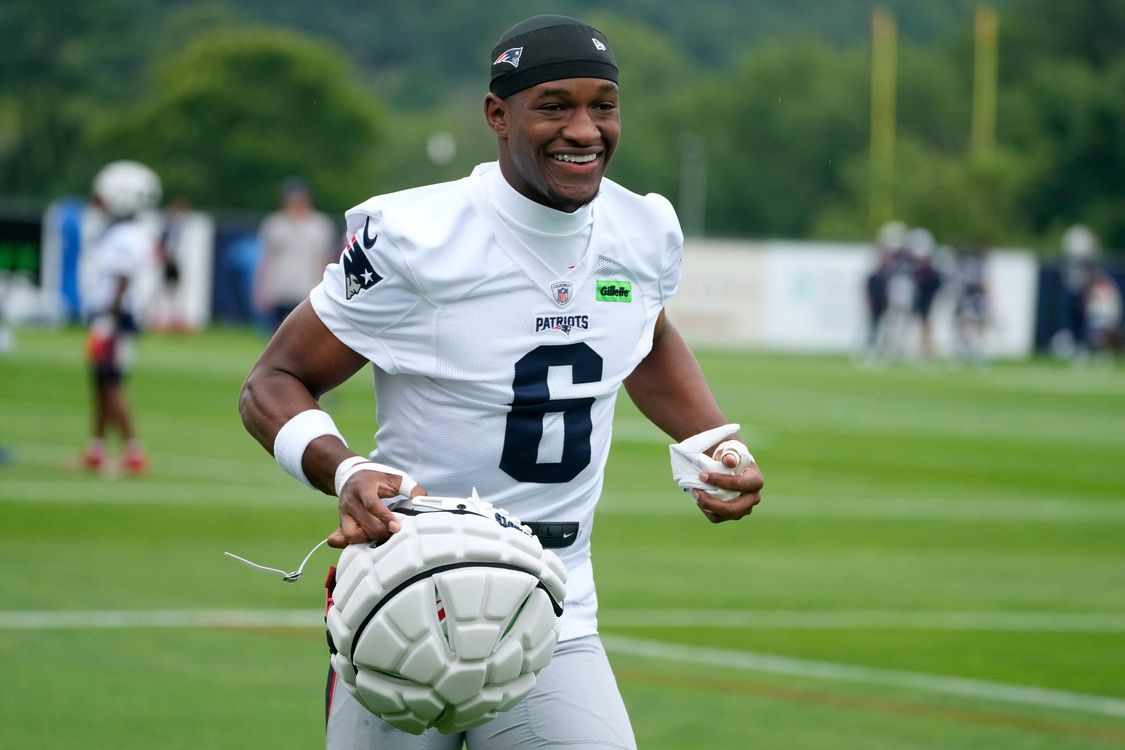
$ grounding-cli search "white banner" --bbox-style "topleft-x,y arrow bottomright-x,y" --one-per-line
667,239 -> 1040,359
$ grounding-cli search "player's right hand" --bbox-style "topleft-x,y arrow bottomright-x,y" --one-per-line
692,460 -> 764,523
329,471 -> 428,548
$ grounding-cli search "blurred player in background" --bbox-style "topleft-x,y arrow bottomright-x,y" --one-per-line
862,220 -> 903,363
881,228 -> 917,361
954,244 -> 990,366
1056,223 -> 1122,363
1085,269 -> 1122,361
83,160 -> 162,474
252,177 -> 338,332
1057,223 -> 1097,360
239,14 -> 764,749
149,195 -> 192,331
906,227 -> 943,363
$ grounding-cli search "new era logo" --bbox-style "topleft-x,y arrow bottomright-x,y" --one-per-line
592,38 -> 607,51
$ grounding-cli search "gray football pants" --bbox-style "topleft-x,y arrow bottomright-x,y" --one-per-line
326,635 -> 636,749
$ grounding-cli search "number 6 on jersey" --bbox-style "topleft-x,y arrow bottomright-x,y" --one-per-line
500,343 -> 603,483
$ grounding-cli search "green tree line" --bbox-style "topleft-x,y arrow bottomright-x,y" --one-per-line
1,0 -> 1122,251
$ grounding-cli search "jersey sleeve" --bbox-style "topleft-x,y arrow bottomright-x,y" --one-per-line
644,193 -> 684,305
308,213 -> 433,374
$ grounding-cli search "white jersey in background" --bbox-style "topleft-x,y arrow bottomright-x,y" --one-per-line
310,162 -> 683,641
85,220 -> 154,318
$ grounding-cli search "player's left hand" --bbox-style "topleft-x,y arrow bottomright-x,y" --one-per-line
691,451 -> 764,523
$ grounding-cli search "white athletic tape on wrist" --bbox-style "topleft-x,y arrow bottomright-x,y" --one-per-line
334,459 -> 418,499
714,439 -> 754,473
273,409 -> 346,489
669,423 -> 754,502
332,456 -> 370,495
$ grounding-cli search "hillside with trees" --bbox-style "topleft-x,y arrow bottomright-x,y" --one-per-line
1,0 -> 1122,250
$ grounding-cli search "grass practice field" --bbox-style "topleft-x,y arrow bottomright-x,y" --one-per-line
2,327 -> 1124,749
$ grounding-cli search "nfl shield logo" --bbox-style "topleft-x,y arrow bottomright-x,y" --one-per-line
550,281 -> 573,307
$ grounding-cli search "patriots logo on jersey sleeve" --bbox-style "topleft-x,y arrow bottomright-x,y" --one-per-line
342,218 -> 383,300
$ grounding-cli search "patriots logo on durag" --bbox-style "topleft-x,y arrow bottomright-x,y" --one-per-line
343,218 -> 383,300
493,47 -> 523,68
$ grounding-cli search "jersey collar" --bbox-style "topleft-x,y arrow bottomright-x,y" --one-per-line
487,163 -> 592,237
466,163 -> 603,300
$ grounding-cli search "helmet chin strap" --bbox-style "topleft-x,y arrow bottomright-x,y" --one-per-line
222,488 -> 533,583
224,538 -> 329,583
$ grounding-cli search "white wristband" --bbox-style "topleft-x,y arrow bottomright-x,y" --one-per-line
334,459 -> 418,499
273,409 -> 346,489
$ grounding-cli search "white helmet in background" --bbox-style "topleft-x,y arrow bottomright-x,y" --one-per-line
905,227 -> 935,259
1062,224 -> 1098,261
876,220 -> 908,250
92,160 -> 162,217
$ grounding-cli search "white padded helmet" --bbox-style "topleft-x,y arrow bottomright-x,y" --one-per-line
326,492 -> 567,735
905,227 -> 936,259
876,220 -> 908,250
92,160 -> 162,217
1062,224 -> 1098,260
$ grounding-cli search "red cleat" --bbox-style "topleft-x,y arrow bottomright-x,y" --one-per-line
123,448 -> 148,476
83,447 -> 106,472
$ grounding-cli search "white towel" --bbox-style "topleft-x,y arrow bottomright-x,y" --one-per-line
669,423 -> 753,502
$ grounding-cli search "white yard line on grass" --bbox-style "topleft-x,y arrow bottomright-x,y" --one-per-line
0,480 -> 322,507
602,634 -> 1125,719
1,607 -> 1122,719
599,609 -> 1125,632
11,442 -> 278,483
0,609 -> 323,629
7,608 -> 1125,633
598,493 -> 1125,523
6,474 -> 1124,525
8,442 -> 1123,523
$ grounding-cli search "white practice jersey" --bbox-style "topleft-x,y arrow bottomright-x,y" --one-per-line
85,219 -> 154,318
310,162 -> 683,640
